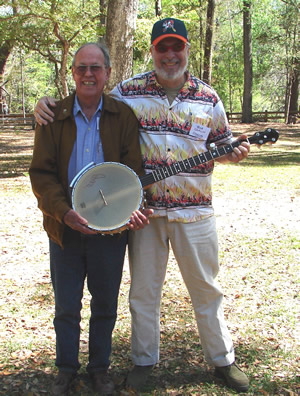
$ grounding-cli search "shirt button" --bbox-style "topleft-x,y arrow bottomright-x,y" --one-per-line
86,148 -> 89,153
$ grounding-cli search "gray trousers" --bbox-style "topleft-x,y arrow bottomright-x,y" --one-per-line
128,216 -> 235,367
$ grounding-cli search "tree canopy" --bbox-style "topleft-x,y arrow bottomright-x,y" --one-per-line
0,0 -> 298,116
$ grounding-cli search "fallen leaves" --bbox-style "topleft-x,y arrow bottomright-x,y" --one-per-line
0,126 -> 299,395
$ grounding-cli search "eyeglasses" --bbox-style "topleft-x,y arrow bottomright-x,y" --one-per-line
153,42 -> 188,53
73,65 -> 105,76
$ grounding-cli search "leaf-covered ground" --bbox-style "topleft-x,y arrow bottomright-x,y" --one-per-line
0,123 -> 299,395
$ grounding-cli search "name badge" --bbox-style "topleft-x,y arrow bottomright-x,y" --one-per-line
190,123 -> 211,140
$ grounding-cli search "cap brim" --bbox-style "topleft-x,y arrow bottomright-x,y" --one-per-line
152,34 -> 187,46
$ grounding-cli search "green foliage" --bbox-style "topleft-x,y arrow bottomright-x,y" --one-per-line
133,2 -> 156,75
1,0 -> 298,113
1,0 -> 101,109
211,0 -> 299,111
5,51 -> 57,112
134,0 -> 297,112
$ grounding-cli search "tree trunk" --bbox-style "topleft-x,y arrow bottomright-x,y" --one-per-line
105,0 -> 139,92
0,0 -> 18,113
60,42 -> 70,98
198,0 -> 204,79
202,0 -> 215,85
52,23 -> 71,98
242,0 -> 253,123
287,61 -> 299,124
0,43 -> 13,114
99,0 -> 107,29
155,0 -> 162,16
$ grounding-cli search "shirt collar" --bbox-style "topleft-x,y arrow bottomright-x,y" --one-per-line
73,95 -> 103,118
150,70 -> 192,91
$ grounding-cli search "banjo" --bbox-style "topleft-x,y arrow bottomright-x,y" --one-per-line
70,128 -> 279,234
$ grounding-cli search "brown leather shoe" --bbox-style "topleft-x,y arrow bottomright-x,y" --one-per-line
215,362 -> 249,392
51,371 -> 76,395
126,365 -> 154,391
90,371 -> 115,395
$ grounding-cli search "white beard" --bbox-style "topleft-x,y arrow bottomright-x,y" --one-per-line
154,60 -> 188,82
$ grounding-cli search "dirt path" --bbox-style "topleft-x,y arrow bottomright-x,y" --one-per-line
0,122 -> 299,281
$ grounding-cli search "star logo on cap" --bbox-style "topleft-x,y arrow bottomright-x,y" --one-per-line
162,20 -> 176,33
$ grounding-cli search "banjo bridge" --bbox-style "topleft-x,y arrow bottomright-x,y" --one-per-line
99,189 -> 108,206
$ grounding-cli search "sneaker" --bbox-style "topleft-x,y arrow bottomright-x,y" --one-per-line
90,371 -> 115,395
215,362 -> 249,392
126,365 -> 154,390
51,371 -> 76,396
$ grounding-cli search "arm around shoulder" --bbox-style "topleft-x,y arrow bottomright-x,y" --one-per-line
34,96 -> 58,125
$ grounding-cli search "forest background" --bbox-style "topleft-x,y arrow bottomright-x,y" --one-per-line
0,0 -> 299,123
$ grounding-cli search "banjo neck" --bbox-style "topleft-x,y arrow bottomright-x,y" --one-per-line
140,128 -> 279,188
70,128 -> 279,234
140,141 -> 237,187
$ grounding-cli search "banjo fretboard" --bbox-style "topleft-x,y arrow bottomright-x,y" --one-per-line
140,128 -> 279,188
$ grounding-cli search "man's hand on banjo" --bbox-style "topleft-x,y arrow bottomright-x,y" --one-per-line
63,209 -> 98,235
128,208 -> 154,231
64,208 -> 153,234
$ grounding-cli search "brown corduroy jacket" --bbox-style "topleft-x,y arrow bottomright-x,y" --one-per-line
29,92 -> 143,247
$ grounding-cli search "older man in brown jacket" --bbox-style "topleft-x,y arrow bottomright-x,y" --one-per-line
29,42 -> 151,396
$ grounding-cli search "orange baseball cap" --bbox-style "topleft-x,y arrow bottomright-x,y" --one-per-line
151,18 -> 188,46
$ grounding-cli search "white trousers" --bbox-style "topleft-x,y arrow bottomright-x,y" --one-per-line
128,216 -> 235,367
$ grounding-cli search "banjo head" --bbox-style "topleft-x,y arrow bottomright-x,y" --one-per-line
71,162 -> 143,233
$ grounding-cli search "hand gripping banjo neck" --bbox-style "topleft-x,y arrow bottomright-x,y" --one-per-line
70,128 -> 279,234
140,128 -> 279,188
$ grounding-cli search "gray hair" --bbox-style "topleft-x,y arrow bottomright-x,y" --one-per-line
72,42 -> 111,68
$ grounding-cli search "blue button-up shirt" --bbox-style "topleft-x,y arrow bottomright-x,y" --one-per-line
68,95 -> 105,184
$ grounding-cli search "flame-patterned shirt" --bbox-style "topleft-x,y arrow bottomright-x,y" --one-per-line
110,70 -> 233,223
